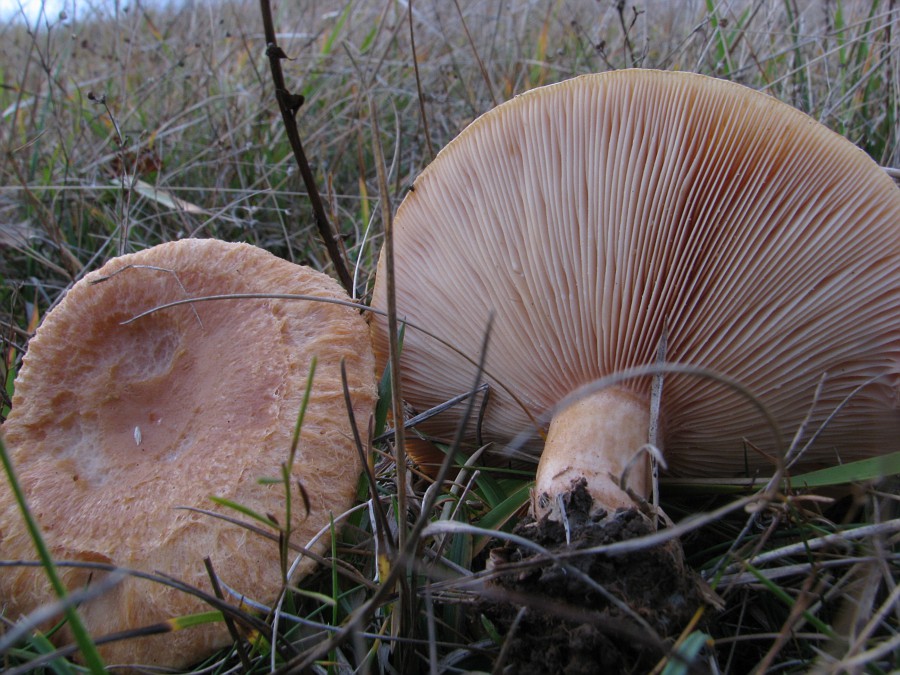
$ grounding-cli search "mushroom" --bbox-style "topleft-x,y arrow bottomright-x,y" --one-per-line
369,70 -> 900,521
0,239 -> 376,668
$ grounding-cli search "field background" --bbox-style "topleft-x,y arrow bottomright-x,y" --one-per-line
1,0 -> 898,673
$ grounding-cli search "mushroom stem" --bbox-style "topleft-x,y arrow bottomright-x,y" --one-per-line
532,387 -> 652,521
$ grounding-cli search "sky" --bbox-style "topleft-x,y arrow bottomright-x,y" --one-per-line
2,0 -> 70,22
0,0 -> 139,23
2,0 -> 84,23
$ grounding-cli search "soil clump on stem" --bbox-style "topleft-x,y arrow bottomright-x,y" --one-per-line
483,481 -> 714,674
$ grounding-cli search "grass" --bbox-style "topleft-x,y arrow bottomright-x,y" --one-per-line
1,0 -> 899,672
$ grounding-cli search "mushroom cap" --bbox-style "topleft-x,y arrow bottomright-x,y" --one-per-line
370,69 -> 900,477
1,239 -> 376,669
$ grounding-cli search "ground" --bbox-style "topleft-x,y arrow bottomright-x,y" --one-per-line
483,481 -> 712,674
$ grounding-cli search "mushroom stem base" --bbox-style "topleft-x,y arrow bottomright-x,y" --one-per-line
532,387 -> 653,521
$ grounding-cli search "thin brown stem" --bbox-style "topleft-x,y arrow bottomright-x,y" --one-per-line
408,0 -> 435,160
203,557 -> 252,672
258,0 -> 354,294
452,0 -> 497,106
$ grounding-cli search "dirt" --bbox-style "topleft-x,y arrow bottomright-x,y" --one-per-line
482,481 -> 713,674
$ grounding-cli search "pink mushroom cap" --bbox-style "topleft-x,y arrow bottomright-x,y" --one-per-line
1,239 -> 376,668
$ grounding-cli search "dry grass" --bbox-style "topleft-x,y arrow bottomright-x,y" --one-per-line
1,0 -> 899,672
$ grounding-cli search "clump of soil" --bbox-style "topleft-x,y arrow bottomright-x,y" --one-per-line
482,481 -> 714,674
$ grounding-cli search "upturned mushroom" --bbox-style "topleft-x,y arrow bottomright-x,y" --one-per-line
0,239 -> 376,669
370,70 -> 900,521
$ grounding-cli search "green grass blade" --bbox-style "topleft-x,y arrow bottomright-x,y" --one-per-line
2,354 -> 15,418
704,0 -> 730,75
471,481 -> 531,555
287,357 -> 317,472
207,495 -> 280,529
474,481 -> 531,532
471,469 -> 508,508
280,358 -> 318,579
0,436 -> 106,673
20,630 -> 75,675
661,631 -> 711,675
167,610 -> 224,629
321,3 -> 351,56
665,453 -> 900,495
744,563 -> 835,637
788,451 -> 900,489
375,324 -> 404,438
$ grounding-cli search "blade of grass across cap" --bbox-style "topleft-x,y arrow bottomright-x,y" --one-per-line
207,495 -> 280,530
0,436 -> 106,673
175,505 -> 350,576
118,292 -> 545,439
